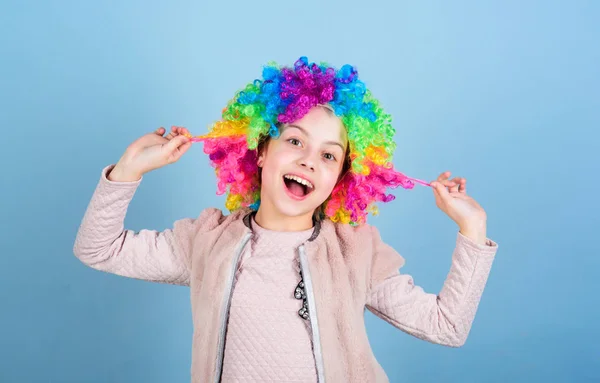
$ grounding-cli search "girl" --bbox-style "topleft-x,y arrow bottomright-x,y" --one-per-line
73,57 -> 498,382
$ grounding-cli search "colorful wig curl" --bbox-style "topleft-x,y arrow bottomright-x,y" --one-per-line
193,56 -> 418,226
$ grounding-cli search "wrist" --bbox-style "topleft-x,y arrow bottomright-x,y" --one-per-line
459,220 -> 487,245
459,228 -> 487,245
107,164 -> 142,182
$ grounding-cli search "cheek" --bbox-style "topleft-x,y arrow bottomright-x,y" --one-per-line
317,168 -> 342,195
261,165 -> 278,187
260,155 -> 283,191
262,149 -> 297,177
263,153 -> 281,175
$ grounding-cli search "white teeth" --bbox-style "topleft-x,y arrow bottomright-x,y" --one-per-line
284,174 -> 314,190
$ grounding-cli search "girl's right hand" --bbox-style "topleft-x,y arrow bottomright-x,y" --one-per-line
108,126 -> 192,182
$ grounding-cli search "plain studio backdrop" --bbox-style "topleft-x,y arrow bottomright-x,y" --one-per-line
1,1 -> 598,382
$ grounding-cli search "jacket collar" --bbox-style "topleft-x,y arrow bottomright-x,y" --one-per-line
242,210 -> 322,242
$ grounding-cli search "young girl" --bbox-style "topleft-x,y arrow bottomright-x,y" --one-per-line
73,56 -> 498,383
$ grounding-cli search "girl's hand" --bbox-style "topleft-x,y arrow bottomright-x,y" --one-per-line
430,171 -> 487,231
109,126 -> 192,182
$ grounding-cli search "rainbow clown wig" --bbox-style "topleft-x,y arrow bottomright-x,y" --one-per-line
192,56 -> 418,226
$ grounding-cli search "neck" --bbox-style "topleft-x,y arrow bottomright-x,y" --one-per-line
254,204 -> 315,232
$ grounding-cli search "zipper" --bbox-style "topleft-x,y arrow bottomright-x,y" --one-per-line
298,245 -> 326,383
214,232 -> 253,383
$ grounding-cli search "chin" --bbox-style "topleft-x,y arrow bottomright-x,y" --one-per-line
261,174 -> 329,220
272,190 -> 327,220
272,199 -> 321,219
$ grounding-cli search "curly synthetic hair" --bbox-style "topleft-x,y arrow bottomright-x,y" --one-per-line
194,56 -> 416,226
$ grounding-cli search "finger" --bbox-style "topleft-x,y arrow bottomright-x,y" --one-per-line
167,137 -> 192,163
458,178 -> 467,194
173,126 -> 188,135
179,126 -> 191,136
170,125 -> 189,137
431,185 -> 442,206
164,134 -> 190,154
437,171 -> 451,182
431,172 -> 451,187
449,177 -> 461,193
431,178 -> 457,191
165,126 -> 178,140
146,128 -> 168,145
442,179 -> 458,189
175,140 -> 193,159
166,126 -> 189,140
431,181 -> 451,202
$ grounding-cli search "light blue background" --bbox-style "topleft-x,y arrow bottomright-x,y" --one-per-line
1,1 -> 598,382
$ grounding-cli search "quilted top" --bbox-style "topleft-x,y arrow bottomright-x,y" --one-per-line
220,215 -> 317,382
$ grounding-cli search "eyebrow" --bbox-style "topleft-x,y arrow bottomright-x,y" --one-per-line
283,124 -> 345,152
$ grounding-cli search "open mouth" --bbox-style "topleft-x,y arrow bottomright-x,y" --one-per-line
283,174 -> 315,199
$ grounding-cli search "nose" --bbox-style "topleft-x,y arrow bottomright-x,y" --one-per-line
298,156 -> 315,172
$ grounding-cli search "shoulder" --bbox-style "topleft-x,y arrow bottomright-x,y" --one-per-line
321,220 -> 380,260
328,220 -> 374,243
326,219 -> 384,247
323,220 -> 405,287
187,206 -> 251,233
195,207 -> 227,226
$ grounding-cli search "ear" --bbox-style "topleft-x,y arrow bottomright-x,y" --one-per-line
257,152 -> 264,167
257,149 -> 264,166
256,134 -> 271,167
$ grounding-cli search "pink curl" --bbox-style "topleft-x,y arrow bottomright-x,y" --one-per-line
325,161 -> 420,224
200,135 -> 259,200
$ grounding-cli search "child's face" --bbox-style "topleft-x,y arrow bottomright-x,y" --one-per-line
257,106 -> 348,225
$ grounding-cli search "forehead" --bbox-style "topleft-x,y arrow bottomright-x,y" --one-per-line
282,107 -> 347,144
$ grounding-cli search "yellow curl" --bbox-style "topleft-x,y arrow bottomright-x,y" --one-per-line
225,193 -> 243,211
192,119 -> 250,140
330,208 -> 353,225
365,145 -> 388,166
367,204 -> 379,216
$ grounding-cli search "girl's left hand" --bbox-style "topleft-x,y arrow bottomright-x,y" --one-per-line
430,171 -> 487,229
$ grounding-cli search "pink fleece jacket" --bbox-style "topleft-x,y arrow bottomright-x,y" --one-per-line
73,164 -> 499,382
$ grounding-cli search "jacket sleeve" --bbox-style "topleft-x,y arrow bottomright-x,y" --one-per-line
72,164 -> 224,286
365,225 -> 498,347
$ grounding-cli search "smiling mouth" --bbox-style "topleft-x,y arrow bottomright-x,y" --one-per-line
283,175 -> 315,198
